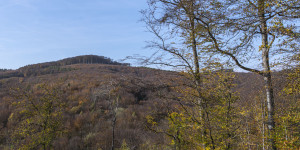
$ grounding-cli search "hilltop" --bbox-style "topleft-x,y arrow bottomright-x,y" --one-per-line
0,55 -> 130,79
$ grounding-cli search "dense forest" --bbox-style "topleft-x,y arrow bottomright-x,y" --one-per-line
0,0 -> 299,149
0,57 -> 298,149
0,55 -> 129,79
0,61 -> 179,150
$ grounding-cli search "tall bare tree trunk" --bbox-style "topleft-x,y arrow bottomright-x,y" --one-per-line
109,81 -> 118,150
261,96 -> 266,150
111,115 -> 116,150
258,0 -> 276,149
191,18 -> 200,81
188,4 -> 207,148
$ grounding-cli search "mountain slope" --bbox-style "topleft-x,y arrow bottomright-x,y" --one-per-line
0,56 -> 294,149
0,58 -> 179,149
0,55 -> 130,79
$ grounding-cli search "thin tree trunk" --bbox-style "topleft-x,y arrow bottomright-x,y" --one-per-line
189,6 -> 206,149
226,92 -> 232,150
111,115 -> 116,150
191,17 -> 200,81
109,82 -> 118,150
258,0 -> 276,149
262,96 -> 265,150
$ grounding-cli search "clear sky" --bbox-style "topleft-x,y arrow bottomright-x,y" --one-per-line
0,0 -> 153,69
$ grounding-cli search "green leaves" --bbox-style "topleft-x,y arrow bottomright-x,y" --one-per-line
10,84 -> 65,150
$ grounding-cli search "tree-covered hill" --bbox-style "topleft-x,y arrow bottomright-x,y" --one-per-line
0,60 -> 179,149
0,57 -> 298,149
0,55 -> 130,79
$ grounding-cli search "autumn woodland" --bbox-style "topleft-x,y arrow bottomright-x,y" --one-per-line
0,0 -> 299,150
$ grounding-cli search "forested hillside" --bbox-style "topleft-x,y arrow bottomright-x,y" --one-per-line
138,0 -> 299,149
0,56 -> 298,149
0,0 -> 298,149
0,55 -> 129,79
0,60 -> 179,150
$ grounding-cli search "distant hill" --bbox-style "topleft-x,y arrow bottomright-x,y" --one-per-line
0,56 -> 293,149
25,55 -> 130,67
0,55 -> 130,79
0,60 -> 179,149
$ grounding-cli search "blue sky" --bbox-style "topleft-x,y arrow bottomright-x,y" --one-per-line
0,0 -> 153,69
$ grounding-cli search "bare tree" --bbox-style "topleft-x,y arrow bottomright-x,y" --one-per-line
108,80 -> 120,150
142,0 -> 299,149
